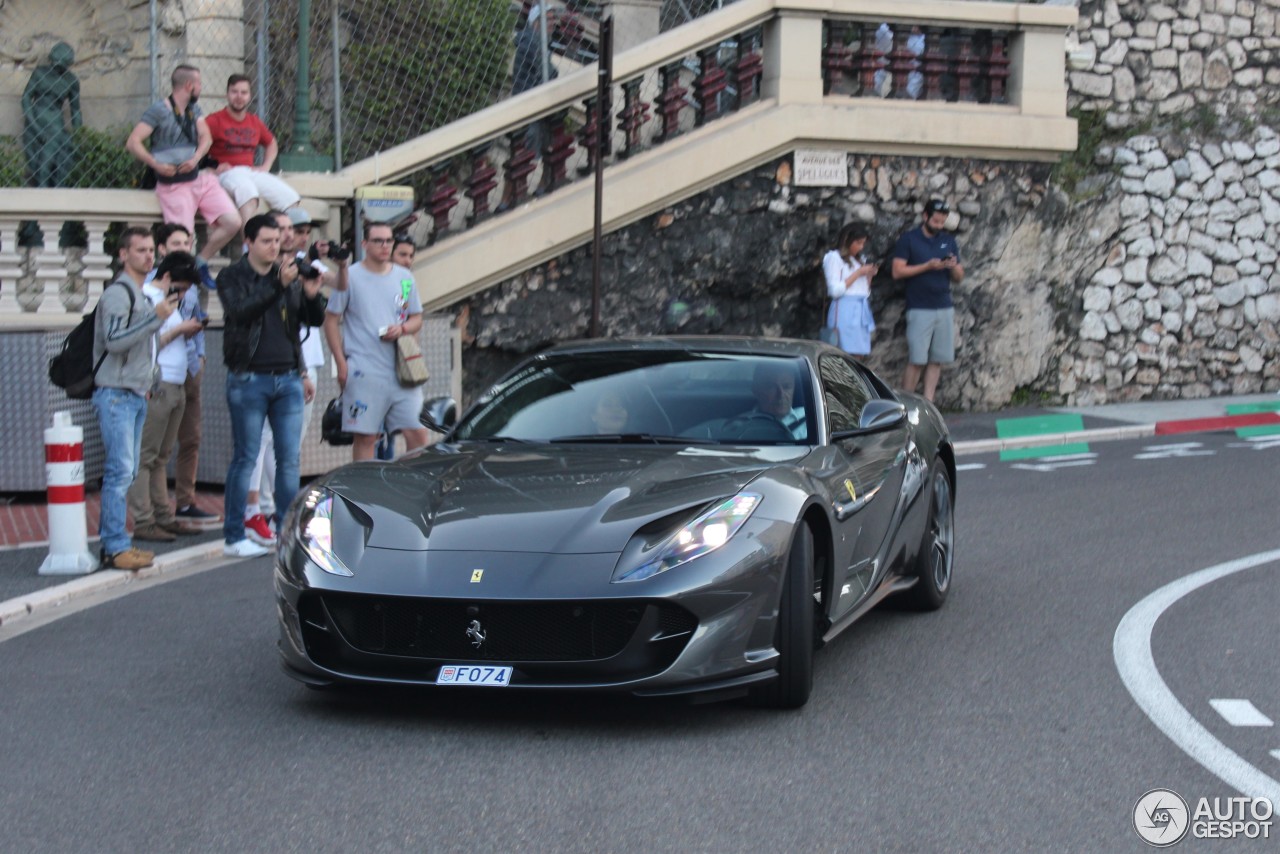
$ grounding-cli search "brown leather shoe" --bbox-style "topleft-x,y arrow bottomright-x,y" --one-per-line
133,524 -> 176,542
157,519 -> 195,536
102,547 -> 155,571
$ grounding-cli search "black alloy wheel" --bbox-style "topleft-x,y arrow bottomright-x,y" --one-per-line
752,524 -> 816,709
904,459 -> 953,611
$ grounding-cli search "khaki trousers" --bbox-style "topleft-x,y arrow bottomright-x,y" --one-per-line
173,366 -> 203,508
127,381 -> 186,527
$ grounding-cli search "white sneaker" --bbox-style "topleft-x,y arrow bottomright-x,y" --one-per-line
224,539 -> 270,559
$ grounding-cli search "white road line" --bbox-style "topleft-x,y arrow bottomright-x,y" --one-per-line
1272,750 -> 1280,762
955,463 -> 986,472
1210,699 -> 1275,727
1010,453 -> 1098,472
1134,442 -> 1215,460
1228,437 -> 1280,451
1114,548 -> 1280,804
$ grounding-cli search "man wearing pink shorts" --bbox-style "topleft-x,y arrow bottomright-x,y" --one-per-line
126,64 -> 240,288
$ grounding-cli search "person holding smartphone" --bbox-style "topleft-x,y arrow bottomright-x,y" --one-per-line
128,251 -> 204,541
822,222 -> 879,357
891,199 -> 965,401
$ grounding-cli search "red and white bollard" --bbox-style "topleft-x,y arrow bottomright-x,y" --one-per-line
39,411 -> 98,576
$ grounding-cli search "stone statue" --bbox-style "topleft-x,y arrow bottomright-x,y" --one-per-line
22,42 -> 83,188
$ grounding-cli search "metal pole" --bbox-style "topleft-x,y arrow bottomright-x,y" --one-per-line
590,17 -> 613,339
538,3 -> 551,85
332,0 -> 344,170
149,0 -> 158,103
280,0 -> 331,170
257,0 -> 269,124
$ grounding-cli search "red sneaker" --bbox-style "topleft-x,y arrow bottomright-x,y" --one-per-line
245,513 -> 276,547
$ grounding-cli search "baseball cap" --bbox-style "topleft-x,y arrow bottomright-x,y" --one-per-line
923,199 -> 950,215
287,207 -> 312,227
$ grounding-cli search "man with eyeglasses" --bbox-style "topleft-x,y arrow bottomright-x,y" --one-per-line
324,221 -> 430,461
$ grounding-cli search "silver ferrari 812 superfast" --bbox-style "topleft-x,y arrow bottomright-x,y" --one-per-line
276,337 -> 955,708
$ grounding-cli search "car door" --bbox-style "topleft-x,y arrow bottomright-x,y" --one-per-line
818,355 -> 910,619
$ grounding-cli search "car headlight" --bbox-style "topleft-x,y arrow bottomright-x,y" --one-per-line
614,493 -> 761,582
296,487 -> 354,577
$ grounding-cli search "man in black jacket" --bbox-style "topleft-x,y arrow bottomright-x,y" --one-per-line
217,212 -> 326,558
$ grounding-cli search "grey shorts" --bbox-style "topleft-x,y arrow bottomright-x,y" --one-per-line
905,308 -> 956,365
341,370 -> 424,435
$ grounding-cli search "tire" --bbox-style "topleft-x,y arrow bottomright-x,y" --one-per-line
903,459 -> 954,611
753,525 -> 816,709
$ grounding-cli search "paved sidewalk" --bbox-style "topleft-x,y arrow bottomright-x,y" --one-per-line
0,392 -> 1276,631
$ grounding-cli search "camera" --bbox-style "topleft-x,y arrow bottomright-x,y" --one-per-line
294,251 -> 322,279
310,241 -> 351,263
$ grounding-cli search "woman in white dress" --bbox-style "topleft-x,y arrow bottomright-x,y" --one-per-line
822,223 -> 880,356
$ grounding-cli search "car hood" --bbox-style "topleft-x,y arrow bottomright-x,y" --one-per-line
319,443 -> 806,553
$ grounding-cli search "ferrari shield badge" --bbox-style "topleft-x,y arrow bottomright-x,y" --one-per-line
470,569 -> 484,583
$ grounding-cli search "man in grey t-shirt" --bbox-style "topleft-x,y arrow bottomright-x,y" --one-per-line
324,221 -> 430,461
125,64 -> 240,284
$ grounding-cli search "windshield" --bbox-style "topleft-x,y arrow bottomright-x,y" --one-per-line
454,351 -> 816,445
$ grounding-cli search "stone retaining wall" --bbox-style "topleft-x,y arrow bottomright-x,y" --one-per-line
1074,127 -> 1280,403
1069,0 -> 1280,126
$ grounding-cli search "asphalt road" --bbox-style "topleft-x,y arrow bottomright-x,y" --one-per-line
1,432 -> 1277,852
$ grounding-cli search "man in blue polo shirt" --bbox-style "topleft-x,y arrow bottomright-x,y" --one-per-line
891,199 -> 965,401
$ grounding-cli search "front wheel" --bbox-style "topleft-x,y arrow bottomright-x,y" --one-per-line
903,459 -> 954,611
751,525 -> 816,709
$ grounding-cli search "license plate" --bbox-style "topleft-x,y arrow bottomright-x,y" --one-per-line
436,665 -> 512,686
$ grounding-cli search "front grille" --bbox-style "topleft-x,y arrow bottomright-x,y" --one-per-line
317,593 -> 692,662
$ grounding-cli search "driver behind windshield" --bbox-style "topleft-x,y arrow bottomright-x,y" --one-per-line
746,362 -> 807,440
591,390 -> 630,434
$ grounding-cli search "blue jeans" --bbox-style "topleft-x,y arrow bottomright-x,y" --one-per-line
92,386 -> 147,556
224,371 -> 303,544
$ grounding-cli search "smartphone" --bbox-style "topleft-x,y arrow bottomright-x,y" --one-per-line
200,318 -> 210,328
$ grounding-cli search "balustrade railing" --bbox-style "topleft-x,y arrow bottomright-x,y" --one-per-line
822,21 -> 1010,103
0,205 -> 229,323
407,22 -> 766,247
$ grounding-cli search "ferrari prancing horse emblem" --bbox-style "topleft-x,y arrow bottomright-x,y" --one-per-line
470,569 -> 484,582
466,619 -> 486,648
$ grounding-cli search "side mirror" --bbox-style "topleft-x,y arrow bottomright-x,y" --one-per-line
858,399 -> 907,431
420,396 -> 458,433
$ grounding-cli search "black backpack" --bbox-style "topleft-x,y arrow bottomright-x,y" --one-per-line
49,282 -> 136,400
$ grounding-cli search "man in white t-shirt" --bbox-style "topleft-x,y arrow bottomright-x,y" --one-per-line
128,251 -> 204,541
324,221 -> 429,461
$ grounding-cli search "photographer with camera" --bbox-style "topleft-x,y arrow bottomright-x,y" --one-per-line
217,213 -> 326,558
891,199 -> 965,402
128,250 -> 204,543
237,208 -> 345,547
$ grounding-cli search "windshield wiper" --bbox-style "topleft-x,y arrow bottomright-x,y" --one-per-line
548,433 -> 715,445
460,435 -> 533,444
